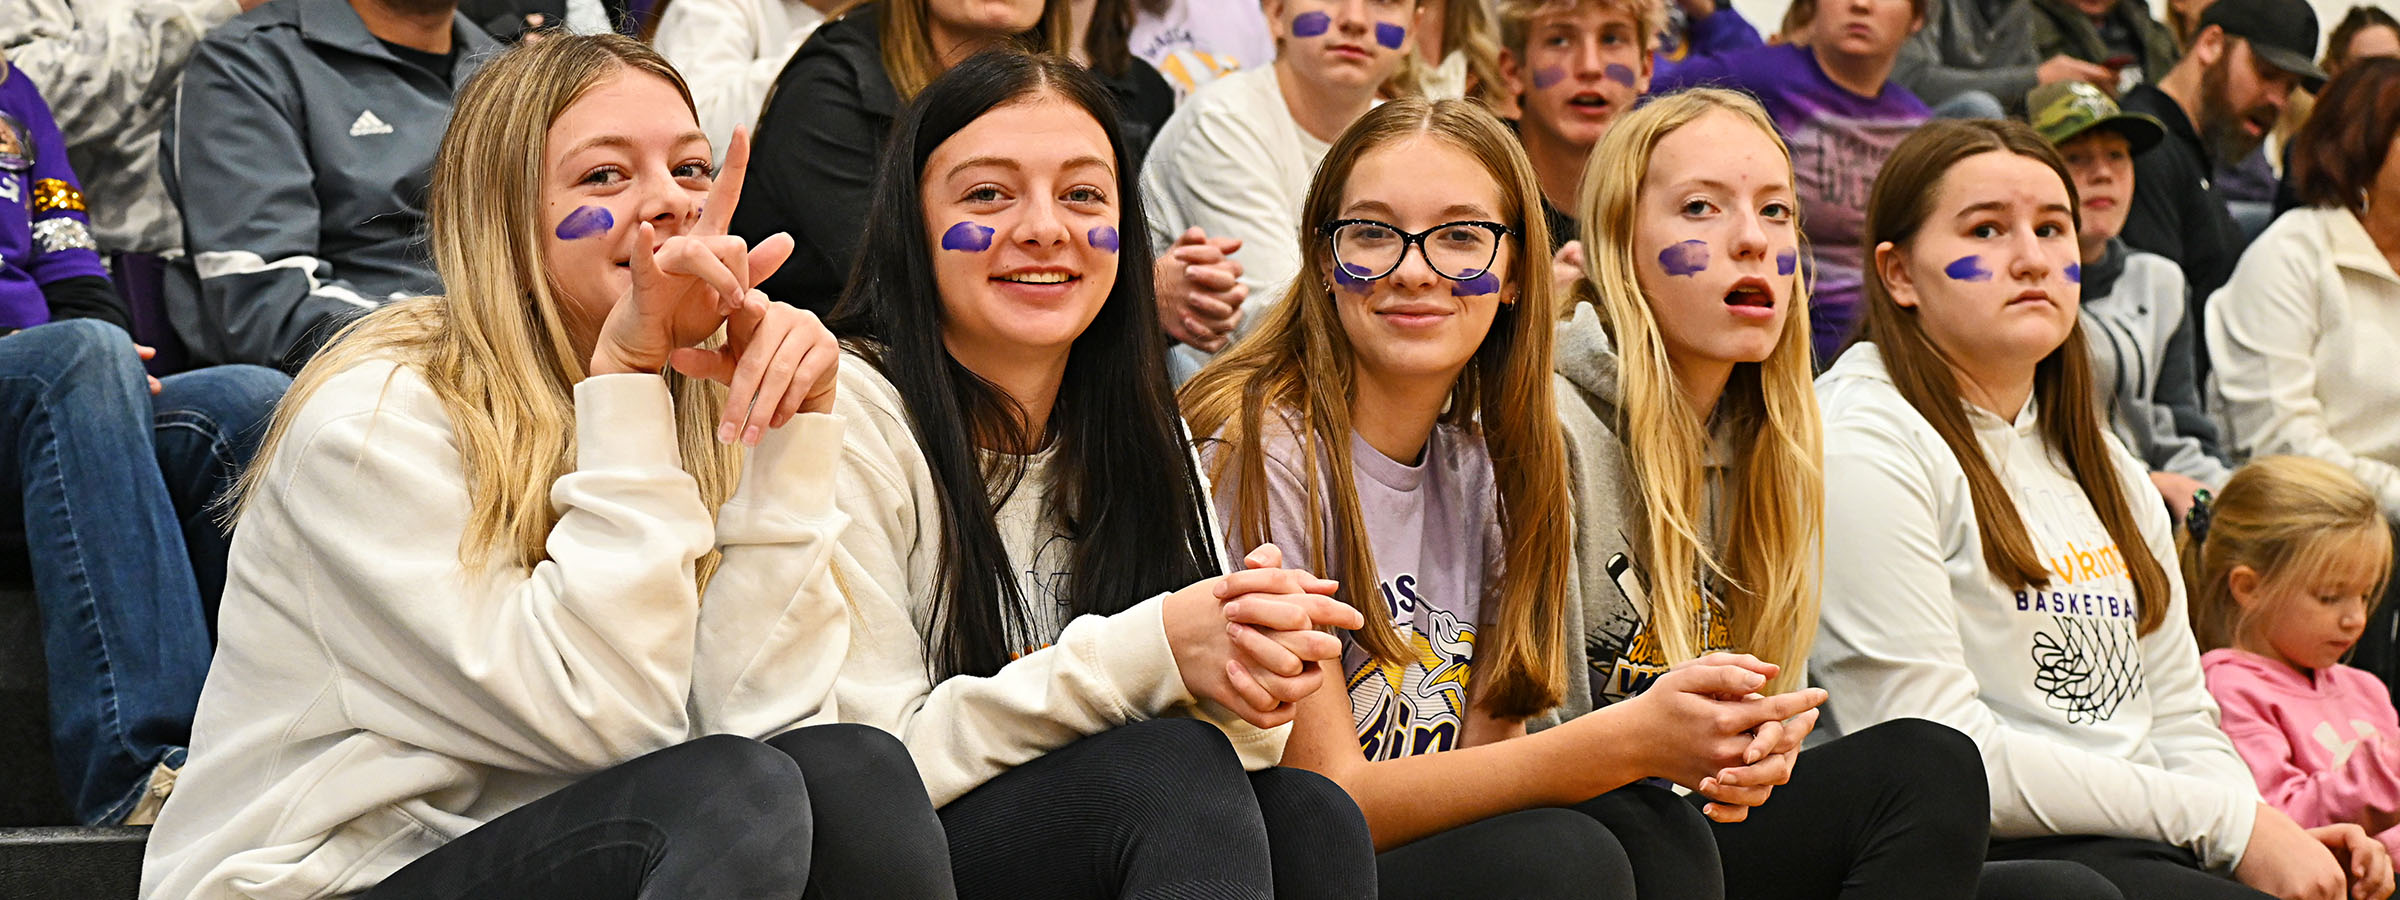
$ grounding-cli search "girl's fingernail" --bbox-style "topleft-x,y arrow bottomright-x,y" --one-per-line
745,425 -> 762,445
718,422 -> 737,443
1223,601 -> 1241,618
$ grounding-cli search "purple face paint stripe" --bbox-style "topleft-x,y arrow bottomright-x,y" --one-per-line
1451,268 -> 1501,297
1292,10 -> 1331,36
1374,21 -> 1406,49
1944,255 -> 1993,282
1333,261 -> 1375,292
554,205 -> 613,240
1531,66 -> 1568,89
2065,262 -> 2081,283
1087,225 -> 1120,253
1776,248 -> 1798,276
1603,63 -> 1638,87
1658,240 -> 1708,277
941,221 -> 995,252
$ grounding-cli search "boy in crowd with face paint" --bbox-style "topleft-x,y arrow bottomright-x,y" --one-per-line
1140,0 -> 1417,382
2029,81 -> 2231,522
1495,0 -> 1662,252
1653,0 -> 1931,366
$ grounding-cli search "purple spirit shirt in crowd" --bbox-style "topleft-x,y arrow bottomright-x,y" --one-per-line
1209,422 -> 1502,762
1654,44 -> 1930,363
0,63 -> 108,330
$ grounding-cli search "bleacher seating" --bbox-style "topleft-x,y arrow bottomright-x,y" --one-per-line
1,580 -> 147,900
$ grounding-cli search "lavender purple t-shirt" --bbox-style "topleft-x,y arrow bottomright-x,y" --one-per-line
1209,423 -> 1501,761
1652,44 -> 1930,363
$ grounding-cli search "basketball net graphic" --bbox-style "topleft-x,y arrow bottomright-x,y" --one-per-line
2030,615 -> 2145,724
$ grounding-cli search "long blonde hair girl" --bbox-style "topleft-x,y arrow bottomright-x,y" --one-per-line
1571,88 -> 1823,695
2182,456 -> 2396,653
234,35 -> 743,584
1180,97 -> 1573,721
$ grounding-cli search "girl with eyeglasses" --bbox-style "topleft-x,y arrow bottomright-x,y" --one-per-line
1182,96 -> 1822,899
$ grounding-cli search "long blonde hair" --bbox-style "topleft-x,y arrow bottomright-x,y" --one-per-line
1432,0 -> 1508,106
1571,89 -> 1823,695
2182,456 -> 2395,653
234,35 -> 743,584
1180,97 -> 1573,720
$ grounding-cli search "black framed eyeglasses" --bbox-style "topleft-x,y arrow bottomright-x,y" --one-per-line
1319,218 -> 1516,285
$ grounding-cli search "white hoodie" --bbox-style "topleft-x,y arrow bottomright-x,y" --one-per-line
141,361 -> 852,900
693,356 -> 1285,808
1811,344 -> 2260,870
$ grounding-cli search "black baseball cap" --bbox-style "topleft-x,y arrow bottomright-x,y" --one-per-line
2199,0 -> 2329,90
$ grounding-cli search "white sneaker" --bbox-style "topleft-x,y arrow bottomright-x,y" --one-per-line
121,762 -> 178,826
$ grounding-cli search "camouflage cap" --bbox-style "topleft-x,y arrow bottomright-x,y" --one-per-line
2027,81 -> 2167,154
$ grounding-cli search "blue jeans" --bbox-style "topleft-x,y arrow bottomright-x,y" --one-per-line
0,318 -> 288,823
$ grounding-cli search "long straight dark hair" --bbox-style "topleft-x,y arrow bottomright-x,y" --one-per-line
1858,119 -> 2171,635
829,48 -> 1222,680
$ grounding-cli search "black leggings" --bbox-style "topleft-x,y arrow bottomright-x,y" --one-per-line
365,725 -> 954,900
1987,836 -> 2273,900
937,717 -> 1377,900
1697,717 -> 1992,900
1376,780 -> 1723,899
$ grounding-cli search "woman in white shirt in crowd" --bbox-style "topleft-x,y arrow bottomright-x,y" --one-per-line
140,35 -> 954,900
1813,116 -> 2394,900
2210,58 -> 2400,523
647,0 -> 834,161
695,48 -> 1378,900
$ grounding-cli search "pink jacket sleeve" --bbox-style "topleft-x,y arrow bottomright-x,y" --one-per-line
2211,663 -> 2400,833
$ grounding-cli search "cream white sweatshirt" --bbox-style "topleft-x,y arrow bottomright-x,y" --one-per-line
140,361 -> 851,900
694,356 -> 1285,808
2206,204 -> 2400,520
649,0 -> 823,164
1811,344 -> 2261,870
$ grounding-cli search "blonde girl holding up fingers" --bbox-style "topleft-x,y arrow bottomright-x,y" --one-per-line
139,35 -> 955,900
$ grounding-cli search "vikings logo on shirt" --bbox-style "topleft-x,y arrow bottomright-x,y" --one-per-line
0,111 -> 29,172
1584,550 -> 1733,706
1349,578 -> 1477,761
0,111 -> 28,207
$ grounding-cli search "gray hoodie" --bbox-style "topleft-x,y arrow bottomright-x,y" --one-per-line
1545,302 -> 1730,725
2081,238 -> 2233,488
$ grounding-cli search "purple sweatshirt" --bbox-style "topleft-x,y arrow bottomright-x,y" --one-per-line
1652,6 -> 1766,84
2204,648 -> 2400,856
1652,44 -> 1930,363
0,63 -> 108,331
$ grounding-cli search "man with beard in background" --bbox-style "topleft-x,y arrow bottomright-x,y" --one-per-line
2119,0 -> 2319,386
164,0 -> 497,371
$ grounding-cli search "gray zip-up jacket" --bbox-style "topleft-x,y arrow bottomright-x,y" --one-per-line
1892,0 -> 2042,110
2083,238 -> 2233,488
161,0 -> 494,370
1,0 -> 239,255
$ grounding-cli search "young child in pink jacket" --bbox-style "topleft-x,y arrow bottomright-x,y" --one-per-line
2192,455 -> 2400,855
